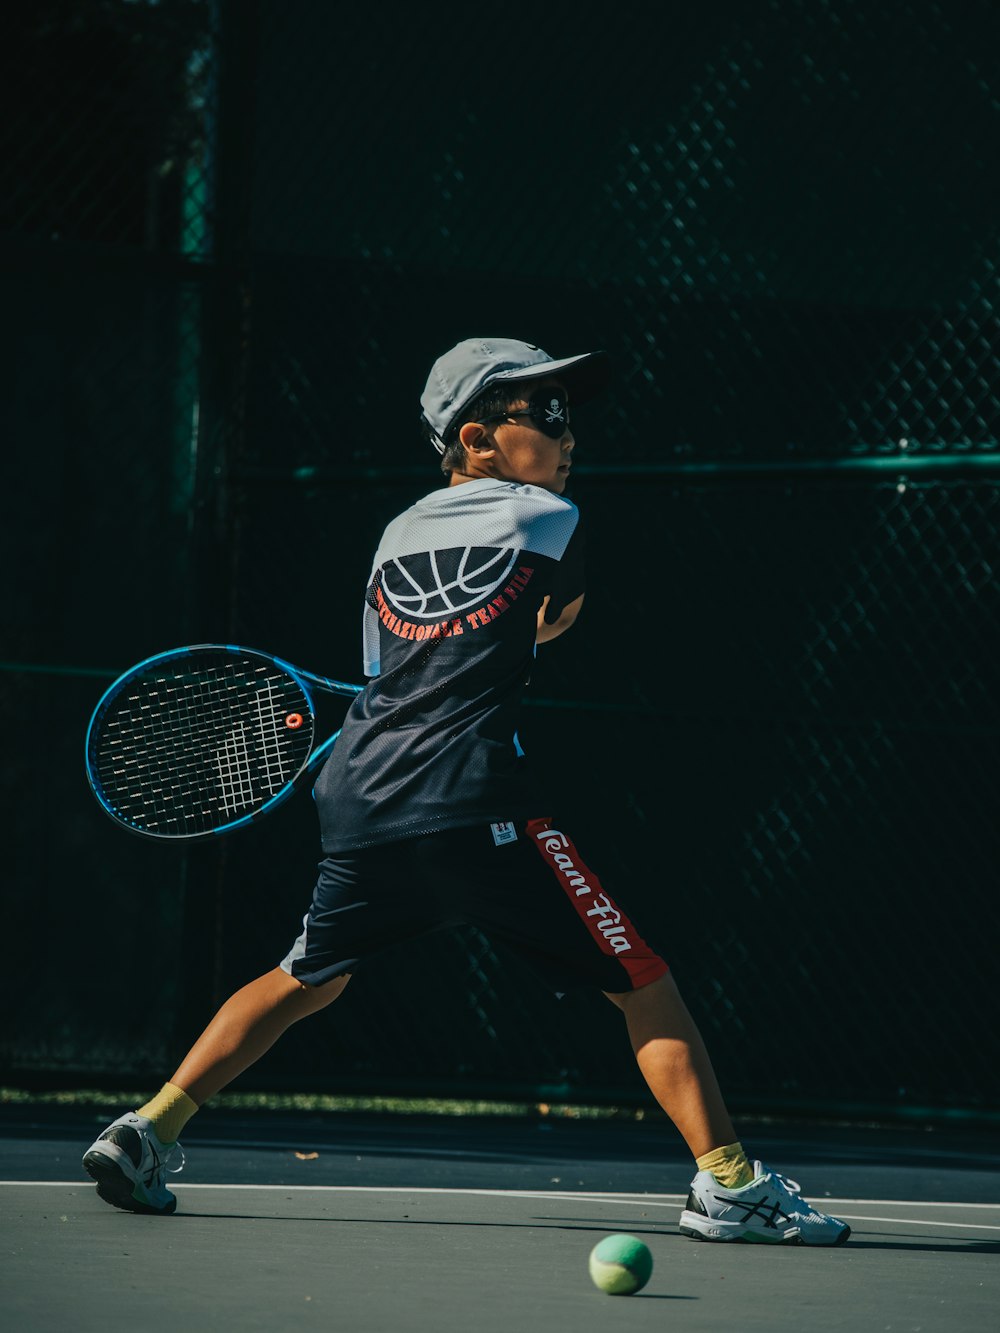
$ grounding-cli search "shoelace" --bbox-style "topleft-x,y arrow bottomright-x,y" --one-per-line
769,1169 -> 802,1196
165,1142 -> 186,1177
763,1168 -> 830,1219
146,1139 -> 185,1182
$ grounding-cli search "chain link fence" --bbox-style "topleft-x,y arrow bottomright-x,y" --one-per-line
2,1 -> 218,1079
3,0 -> 998,1118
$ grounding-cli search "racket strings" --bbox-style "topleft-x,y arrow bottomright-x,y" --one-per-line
251,676 -> 291,800
93,658 -> 314,835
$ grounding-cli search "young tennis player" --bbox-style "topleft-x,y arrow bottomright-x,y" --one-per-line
84,337 -> 849,1246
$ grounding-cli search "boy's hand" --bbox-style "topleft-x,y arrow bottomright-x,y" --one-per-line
535,593 -> 584,644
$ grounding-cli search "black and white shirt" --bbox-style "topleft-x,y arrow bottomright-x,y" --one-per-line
313,478 -> 584,851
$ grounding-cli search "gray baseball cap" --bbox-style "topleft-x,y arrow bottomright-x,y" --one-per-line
420,337 -> 611,452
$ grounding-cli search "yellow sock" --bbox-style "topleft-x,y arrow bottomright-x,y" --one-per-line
136,1082 -> 199,1144
696,1142 -> 755,1189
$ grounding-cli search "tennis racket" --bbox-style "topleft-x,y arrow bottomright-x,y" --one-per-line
85,644 -> 362,840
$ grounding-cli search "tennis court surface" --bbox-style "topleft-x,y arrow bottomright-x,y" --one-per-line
3,1108 -> 997,1332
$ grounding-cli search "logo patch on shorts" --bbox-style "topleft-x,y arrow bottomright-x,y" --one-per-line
490,821 -> 518,846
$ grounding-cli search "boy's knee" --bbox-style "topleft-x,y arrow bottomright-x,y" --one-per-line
603,972 -> 678,1011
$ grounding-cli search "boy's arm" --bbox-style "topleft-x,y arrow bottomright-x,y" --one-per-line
535,593 -> 585,644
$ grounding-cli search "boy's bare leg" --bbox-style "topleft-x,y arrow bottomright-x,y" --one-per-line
170,967 -> 350,1106
605,971 -> 736,1159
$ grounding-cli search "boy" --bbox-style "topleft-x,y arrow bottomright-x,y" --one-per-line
83,336 -> 849,1246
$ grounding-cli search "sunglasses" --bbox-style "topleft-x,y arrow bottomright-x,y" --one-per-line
476,387 -> 571,440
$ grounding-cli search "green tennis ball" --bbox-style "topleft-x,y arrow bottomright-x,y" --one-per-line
588,1234 -> 653,1295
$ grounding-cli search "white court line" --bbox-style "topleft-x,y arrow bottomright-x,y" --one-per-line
4,1181 -> 1000,1232
832,1214 -> 1000,1232
796,1197 -> 1000,1210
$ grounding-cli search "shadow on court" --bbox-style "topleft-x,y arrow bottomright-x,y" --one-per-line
3,1182 -> 998,1333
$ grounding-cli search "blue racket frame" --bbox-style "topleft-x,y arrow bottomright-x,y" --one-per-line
85,643 -> 362,840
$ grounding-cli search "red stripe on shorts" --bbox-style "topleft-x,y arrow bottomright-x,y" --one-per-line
526,817 -> 668,989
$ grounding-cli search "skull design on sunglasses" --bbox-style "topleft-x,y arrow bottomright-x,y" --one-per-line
477,387 -> 570,439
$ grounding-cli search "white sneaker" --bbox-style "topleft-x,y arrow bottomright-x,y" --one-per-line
83,1112 -> 183,1215
679,1160 -> 850,1245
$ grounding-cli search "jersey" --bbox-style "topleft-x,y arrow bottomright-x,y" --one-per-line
313,478 -> 585,852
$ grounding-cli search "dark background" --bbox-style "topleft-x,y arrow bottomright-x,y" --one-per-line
2,0 -> 998,1119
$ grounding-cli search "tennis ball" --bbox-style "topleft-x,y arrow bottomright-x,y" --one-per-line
588,1233 -> 653,1295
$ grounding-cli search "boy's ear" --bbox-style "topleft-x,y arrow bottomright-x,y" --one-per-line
458,421 -> 495,455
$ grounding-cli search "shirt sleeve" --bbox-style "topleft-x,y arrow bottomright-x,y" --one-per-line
543,517 -> 586,623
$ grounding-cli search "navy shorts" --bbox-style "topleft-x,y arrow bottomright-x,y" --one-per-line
279,816 -> 668,994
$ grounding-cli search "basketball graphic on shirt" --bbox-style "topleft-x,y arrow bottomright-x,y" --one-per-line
317,482 -> 584,853
379,547 -> 519,619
